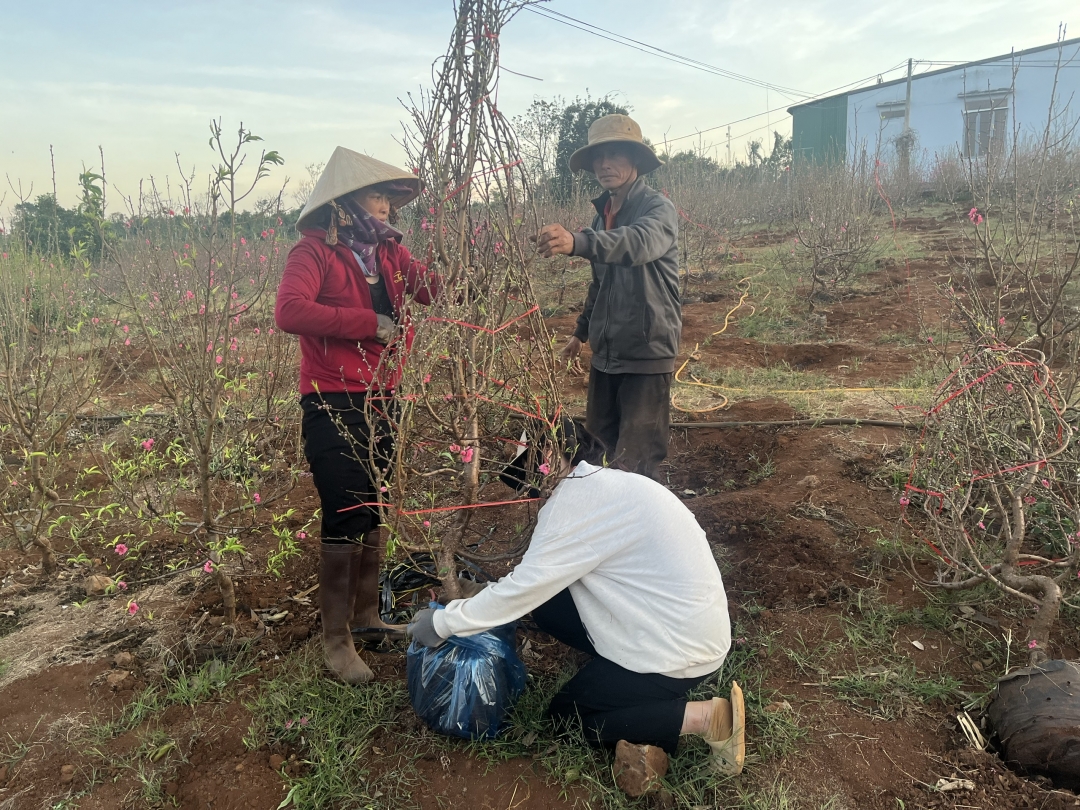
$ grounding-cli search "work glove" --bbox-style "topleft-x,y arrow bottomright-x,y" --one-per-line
375,314 -> 396,345
407,608 -> 446,648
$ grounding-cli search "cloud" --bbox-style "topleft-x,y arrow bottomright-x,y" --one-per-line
2,0 -> 1075,207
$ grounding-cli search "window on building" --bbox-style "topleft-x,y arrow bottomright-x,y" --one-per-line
962,92 -> 1010,157
877,101 -> 906,122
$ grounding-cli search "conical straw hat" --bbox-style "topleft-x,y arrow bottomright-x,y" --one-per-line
569,114 -> 662,174
296,146 -> 421,229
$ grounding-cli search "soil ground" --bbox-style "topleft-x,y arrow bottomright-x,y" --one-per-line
3,209 -> 1079,809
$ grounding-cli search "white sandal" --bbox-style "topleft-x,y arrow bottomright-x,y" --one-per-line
703,681 -> 745,775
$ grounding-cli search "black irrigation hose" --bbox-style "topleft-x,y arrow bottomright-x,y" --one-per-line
672,417 -> 915,430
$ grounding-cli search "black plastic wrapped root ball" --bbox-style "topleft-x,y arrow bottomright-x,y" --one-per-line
406,612 -> 527,741
986,659 -> 1080,790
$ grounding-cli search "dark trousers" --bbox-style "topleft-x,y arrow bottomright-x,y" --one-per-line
586,368 -> 672,479
532,589 -> 708,755
300,392 -> 394,543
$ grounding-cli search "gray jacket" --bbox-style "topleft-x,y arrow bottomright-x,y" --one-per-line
572,177 -> 681,375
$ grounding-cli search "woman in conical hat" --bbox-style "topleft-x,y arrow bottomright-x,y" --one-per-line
275,147 -> 440,685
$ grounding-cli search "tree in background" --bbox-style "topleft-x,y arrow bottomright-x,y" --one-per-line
514,97 -> 564,190
552,95 -> 630,203
747,131 -> 793,176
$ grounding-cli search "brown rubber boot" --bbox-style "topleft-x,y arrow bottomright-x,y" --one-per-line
349,530 -> 406,643
320,543 -> 374,684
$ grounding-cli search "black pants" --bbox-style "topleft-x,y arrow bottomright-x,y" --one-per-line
300,392 -> 394,543
532,589 -> 709,755
586,368 -> 672,479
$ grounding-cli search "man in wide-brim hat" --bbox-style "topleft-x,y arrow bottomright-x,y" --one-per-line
276,147 -> 440,685
535,114 -> 680,480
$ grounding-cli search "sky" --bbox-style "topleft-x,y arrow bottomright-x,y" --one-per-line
0,0 -> 1074,213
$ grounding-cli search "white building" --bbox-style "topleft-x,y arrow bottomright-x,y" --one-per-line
789,38 -> 1080,164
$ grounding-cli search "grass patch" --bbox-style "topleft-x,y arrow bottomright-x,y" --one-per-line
84,650 -> 257,746
876,228 -> 930,264
246,623 -> 808,810
687,362 -> 832,395
245,647 -> 422,809
734,776 -> 844,810
747,452 -> 776,484
684,355 -> 934,420
478,621 -> 806,810
679,361 -> 864,417
797,589 -> 972,717
785,589 -> 974,718
70,651 -> 257,807
829,661 -> 963,721
875,331 -> 920,346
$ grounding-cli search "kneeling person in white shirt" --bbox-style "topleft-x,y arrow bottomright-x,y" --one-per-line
408,419 -> 744,772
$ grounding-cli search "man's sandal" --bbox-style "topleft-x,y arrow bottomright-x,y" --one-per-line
703,681 -> 745,775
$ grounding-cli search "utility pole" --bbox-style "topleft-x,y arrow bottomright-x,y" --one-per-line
726,126 -> 731,166
900,57 -> 913,177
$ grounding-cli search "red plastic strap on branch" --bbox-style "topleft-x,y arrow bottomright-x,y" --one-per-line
930,360 -> 1034,414
337,496 -> 540,515
472,394 -> 559,424
426,304 -> 539,335
898,342 -> 1076,574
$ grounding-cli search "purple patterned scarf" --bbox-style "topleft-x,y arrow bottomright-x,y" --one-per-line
326,194 -> 405,277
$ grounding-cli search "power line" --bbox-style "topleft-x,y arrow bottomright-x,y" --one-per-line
659,60 -> 911,147
517,7 -> 909,150
523,6 -> 811,99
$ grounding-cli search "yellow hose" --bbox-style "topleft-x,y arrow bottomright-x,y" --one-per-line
670,270 -> 917,414
671,274 -> 758,414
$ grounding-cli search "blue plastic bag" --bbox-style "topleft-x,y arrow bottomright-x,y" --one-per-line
406,604 -> 527,740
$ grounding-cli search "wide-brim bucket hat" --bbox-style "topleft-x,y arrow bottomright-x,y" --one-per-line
296,146 -> 421,229
569,114 -> 663,175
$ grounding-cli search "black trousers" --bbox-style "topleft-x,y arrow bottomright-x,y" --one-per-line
300,392 -> 394,543
586,368 -> 672,479
532,589 -> 709,755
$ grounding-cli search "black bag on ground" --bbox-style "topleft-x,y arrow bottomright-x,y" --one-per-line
987,659 -> 1080,789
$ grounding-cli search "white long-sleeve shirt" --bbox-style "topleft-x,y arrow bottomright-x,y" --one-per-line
433,462 -> 731,679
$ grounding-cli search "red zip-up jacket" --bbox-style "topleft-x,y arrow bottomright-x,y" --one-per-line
275,229 -> 440,396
